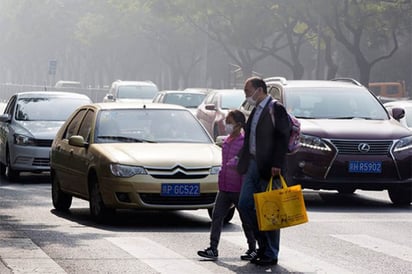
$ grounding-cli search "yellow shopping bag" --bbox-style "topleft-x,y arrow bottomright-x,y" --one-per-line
254,175 -> 308,231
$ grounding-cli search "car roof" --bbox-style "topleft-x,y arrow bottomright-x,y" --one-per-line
15,91 -> 92,99
159,90 -> 206,95
266,79 -> 366,89
209,88 -> 244,93
384,100 -> 412,107
112,80 -> 157,87
86,102 -> 188,111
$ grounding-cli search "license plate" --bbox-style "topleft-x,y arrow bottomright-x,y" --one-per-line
161,183 -> 200,196
348,161 -> 382,173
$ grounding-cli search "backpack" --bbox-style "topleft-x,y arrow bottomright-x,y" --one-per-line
269,100 -> 301,154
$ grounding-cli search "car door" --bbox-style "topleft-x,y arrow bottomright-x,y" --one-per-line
196,92 -> 217,136
69,109 -> 95,196
53,108 -> 89,196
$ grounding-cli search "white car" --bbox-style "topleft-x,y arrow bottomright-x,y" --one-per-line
103,80 -> 158,103
384,100 -> 412,130
0,91 -> 92,181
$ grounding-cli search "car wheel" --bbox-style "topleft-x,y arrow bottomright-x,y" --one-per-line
89,176 -> 115,223
207,206 -> 236,224
51,172 -> 72,211
388,187 -> 412,206
5,149 -> 19,181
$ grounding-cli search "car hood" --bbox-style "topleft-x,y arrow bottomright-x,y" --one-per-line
300,119 -> 411,139
15,121 -> 64,139
94,143 -> 222,167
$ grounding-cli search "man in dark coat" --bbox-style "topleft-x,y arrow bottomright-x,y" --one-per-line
237,76 -> 290,266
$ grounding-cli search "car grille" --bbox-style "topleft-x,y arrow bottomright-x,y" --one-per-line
34,139 -> 53,147
330,140 -> 392,155
145,165 -> 211,179
139,193 -> 217,205
33,158 -> 50,167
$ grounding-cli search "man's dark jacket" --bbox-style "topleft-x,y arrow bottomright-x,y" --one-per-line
237,98 -> 291,181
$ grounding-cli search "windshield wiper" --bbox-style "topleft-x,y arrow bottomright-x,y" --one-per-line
97,136 -> 156,143
330,116 -> 373,120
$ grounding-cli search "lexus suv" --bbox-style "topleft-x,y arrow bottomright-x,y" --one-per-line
242,77 -> 412,205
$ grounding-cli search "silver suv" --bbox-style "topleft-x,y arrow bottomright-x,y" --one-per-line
103,80 -> 158,103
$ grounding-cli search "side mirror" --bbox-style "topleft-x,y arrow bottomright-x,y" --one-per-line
68,135 -> 88,148
205,104 -> 216,111
391,107 -> 405,121
0,114 -> 11,123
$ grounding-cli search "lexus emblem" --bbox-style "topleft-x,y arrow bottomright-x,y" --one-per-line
358,143 -> 370,153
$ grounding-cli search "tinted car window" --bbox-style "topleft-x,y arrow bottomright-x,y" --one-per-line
221,92 -> 245,109
117,86 -> 158,99
15,97 -> 89,121
95,109 -> 212,143
164,93 -> 206,108
78,110 -> 95,142
285,87 -> 388,119
64,109 -> 87,139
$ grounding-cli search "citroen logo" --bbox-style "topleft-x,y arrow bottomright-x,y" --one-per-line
358,143 -> 370,153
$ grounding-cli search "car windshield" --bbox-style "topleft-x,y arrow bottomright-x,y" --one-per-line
164,93 -> 206,108
221,92 -> 245,109
117,86 -> 158,99
284,87 -> 389,120
95,109 -> 212,143
15,97 -> 90,121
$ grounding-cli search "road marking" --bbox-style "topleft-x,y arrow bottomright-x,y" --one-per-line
331,234 -> 412,262
0,238 -> 66,273
106,237 -> 213,274
224,234 -> 354,274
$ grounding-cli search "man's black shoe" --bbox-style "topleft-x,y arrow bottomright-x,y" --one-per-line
252,256 -> 278,266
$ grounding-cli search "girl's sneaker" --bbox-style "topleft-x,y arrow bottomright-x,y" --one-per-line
197,247 -> 218,260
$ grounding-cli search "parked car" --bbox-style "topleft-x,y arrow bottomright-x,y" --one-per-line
241,77 -> 412,205
0,91 -> 93,181
55,80 -> 81,88
196,89 -> 245,139
50,102 -> 224,222
384,100 -> 412,130
152,90 -> 207,114
103,80 -> 158,103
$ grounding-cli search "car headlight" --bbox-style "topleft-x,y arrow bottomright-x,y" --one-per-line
393,136 -> 412,152
300,134 -> 331,151
110,163 -> 147,177
210,166 -> 221,175
14,134 -> 35,145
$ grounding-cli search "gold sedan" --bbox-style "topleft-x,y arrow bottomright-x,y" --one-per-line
50,103 -> 221,222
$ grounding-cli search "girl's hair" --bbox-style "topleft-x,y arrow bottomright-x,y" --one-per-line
227,109 -> 246,128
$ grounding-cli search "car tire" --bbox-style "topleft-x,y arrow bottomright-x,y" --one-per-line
207,206 -> 236,224
51,172 -> 72,211
89,176 -> 115,223
388,187 -> 412,206
5,149 -> 19,182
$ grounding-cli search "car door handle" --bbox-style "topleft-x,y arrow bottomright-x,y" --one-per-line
69,149 -> 74,155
